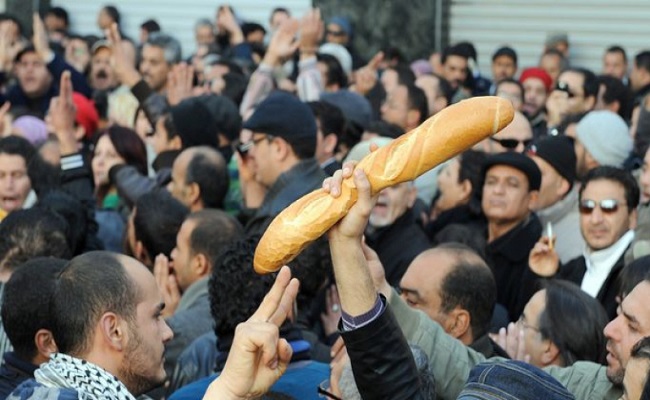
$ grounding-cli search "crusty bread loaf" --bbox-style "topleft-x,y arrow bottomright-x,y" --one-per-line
254,96 -> 515,274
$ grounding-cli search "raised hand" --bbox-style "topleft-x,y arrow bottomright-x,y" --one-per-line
32,13 -> 53,62
217,6 -> 244,45
166,62 -> 195,106
153,254 -> 181,318
298,8 -> 323,56
351,51 -> 383,95
105,23 -> 140,87
528,236 -> 560,277
263,18 -> 299,67
204,266 -> 299,400
496,322 -> 531,363
48,71 -> 78,155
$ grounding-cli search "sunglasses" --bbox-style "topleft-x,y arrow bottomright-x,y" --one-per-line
555,81 -> 576,98
579,199 -> 626,215
489,137 -> 533,150
326,29 -> 346,37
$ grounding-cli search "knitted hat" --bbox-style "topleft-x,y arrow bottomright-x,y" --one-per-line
519,67 -> 553,93
170,96 -> 220,149
11,116 -> 48,146
576,110 -> 632,168
328,16 -> 352,36
458,361 -> 575,400
528,135 -> 576,186
321,90 -> 372,130
243,91 -> 317,143
72,93 -> 99,138
483,152 -> 542,191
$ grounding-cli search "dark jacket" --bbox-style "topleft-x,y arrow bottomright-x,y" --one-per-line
365,210 -> 431,286
244,158 -> 327,235
558,253 -> 627,321
341,296 -> 434,400
6,54 -> 92,118
0,353 -> 37,400
485,214 -> 543,321
470,335 -> 511,359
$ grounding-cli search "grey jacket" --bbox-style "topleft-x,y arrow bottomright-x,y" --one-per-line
388,288 -> 622,400
537,186 -> 585,264
164,278 -> 213,378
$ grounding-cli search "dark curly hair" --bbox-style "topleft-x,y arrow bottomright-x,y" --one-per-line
209,235 -> 275,338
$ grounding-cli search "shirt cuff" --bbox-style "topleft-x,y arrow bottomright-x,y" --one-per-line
341,295 -> 384,331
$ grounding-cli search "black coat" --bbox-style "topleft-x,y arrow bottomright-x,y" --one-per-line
559,253 -> 626,321
485,214 -> 543,321
0,352 -> 37,400
341,297 -> 433,400
365,210 -> 431,287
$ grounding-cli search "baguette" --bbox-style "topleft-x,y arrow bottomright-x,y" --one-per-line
254,96 -> 514,273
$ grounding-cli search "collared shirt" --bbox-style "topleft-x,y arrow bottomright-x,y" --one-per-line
582,230 -> 635,297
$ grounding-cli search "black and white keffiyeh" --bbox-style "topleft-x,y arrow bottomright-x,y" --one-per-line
34,353 -> 136,400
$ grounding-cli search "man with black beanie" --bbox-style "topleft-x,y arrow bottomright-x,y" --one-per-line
528,135 -> 585,263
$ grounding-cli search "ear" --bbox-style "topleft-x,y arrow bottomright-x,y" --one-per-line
193,253 -> 210,278
169,135 -> 183,151
459,179 -> 473,203
98,312 -> 127,352
323,133 -> 338,155
187,182 -> 201,208
556,178 -> 570,198
630,208 -> 639,230
135,241 -> 152,267
540,340 -> 561,366
406,110 -> 421,128
447,308 -> 471,340
406,184 -> 418,208
34,329 -> 58,360
273,137 -> 291,161
584,95 -> 597,112
73,125 -> 86,142
527,190 -> 540,211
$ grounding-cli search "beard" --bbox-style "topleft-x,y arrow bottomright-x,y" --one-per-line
118,323 -> 165,395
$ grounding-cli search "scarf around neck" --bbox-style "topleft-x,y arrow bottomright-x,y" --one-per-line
35,353 -> 136,400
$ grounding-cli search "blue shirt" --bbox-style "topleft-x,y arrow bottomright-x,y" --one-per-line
169,360 -> 329,400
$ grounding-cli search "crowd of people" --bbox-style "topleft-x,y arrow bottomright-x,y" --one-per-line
0,2 -> 649,399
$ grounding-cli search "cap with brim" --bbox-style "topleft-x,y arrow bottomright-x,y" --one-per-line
483,152 -> 542,191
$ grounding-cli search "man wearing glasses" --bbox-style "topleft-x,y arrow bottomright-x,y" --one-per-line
474,110 -> 534,154
238,90 -> 327,235
546,67 -> 598,131
529,166 -> 639,320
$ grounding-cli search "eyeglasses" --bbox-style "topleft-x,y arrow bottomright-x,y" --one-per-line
236,135 -> 274,156
517,315 -> 540,332
579,199 -> 626,215
318,379 -> 342,400
326,29 -> 346,37
489,137 -> 533,150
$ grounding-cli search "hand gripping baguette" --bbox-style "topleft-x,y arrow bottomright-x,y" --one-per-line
254,96 -> 514,273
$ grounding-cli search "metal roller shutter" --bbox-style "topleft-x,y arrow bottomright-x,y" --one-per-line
450,0 -> 650,78
51,0 -> 311,57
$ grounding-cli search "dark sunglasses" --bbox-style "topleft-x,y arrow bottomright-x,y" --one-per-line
555,81 -> 576,98
326,29 -> 346,37
489,137 -> 533,150
579,199 -> 626,215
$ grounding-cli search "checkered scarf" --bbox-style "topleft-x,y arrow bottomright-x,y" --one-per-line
34,353 -> 136,400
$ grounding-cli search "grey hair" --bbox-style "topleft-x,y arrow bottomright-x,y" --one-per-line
195,18 -> 214,30
145,32 -> 182,64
